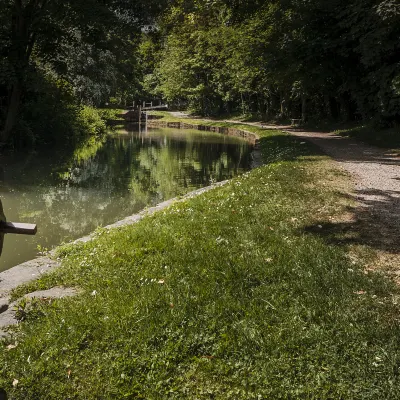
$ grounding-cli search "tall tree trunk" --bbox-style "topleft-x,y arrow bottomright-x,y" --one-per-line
329,96 -> 339,120
1,81 -> 22,143
280,92 -> 287,118
270,91 -> 279,118
301,95 -> 307,123
1,0 -> 43,143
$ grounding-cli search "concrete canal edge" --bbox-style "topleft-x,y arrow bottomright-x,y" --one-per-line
147,120 -> 259,145
0,123 -> 262,334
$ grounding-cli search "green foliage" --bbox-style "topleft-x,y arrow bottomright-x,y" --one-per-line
13,73 -> 80,146
0,0 -> 169,144
97,108 -> 125,122
75,106 -> 107,137
10,69 -> 106,147
151,0 -> 400,135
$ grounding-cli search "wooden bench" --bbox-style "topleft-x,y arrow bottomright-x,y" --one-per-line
291,119 -> 302,126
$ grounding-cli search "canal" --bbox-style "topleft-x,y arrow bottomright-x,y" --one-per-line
0,126 -> 254,272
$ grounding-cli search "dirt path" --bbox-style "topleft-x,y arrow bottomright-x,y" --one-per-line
251,122 -> 399,274
286,128 -> 400,261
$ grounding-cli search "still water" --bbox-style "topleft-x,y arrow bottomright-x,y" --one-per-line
0,126 -> 254,272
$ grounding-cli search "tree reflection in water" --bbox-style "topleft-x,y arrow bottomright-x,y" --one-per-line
0,127 -> 253,271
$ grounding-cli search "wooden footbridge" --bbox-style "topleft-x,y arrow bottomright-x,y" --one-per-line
142,103 -> 168,111
124,102 -> 168,123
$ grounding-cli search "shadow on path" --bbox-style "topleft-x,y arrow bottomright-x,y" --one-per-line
304,188 -> 400,255
283,129 -> 400,257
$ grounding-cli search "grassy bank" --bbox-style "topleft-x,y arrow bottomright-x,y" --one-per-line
1,122 -> 400,398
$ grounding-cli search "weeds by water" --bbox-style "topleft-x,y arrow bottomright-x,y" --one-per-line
1,126 -> 400,398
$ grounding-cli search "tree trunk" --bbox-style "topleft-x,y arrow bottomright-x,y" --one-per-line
270,91 -> 279,118
280,92 -> 287,118
301,95 -> 307,123
1,0 -> 44,143
1,81 -> 22,143
329,96 -> 339,120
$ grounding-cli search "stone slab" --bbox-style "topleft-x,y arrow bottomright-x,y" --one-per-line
0,257 -> 60,298
0,287 -> 79,333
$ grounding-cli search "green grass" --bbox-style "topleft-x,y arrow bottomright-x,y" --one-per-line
1,123 -> 400,398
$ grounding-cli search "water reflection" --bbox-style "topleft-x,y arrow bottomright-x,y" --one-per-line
0,126 -> 254,272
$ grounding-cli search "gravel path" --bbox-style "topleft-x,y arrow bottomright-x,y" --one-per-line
225,118 -> 400,256
284,128 -> 400,256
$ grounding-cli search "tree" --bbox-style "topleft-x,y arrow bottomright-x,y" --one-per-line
0,0 -> 168,143
152,0 -> 400,129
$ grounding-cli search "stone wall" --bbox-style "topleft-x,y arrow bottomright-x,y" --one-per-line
146,121 -> 258,145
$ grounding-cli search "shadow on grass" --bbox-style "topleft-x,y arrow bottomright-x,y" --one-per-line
257,135 -> 400,256
258,134 -> 321,164
286,122 -> 400,149
339,125 -> 400,149
286,130 -> 400,166
303,188 -> 400,254
257,133 -> 400,261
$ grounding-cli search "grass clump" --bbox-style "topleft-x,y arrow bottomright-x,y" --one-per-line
1,128 -> 400,398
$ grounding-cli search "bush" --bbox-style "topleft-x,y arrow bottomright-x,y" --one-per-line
10,71 -> 107,147
75,106 -> 107,137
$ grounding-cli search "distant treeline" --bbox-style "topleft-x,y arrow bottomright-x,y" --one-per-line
142,0 -> 400,126
1,0 -> 399,147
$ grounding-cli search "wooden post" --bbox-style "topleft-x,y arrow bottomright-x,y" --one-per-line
301,94 -> 307,123
0,222 -> 37,235
0,199 -> 37,257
